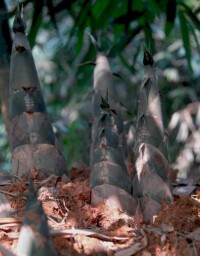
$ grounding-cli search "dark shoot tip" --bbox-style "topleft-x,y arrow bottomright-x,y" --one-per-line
100,96 -> 117,115
13,3 -> 26,33
100,96 -> 110,111
143,48 -> 154,66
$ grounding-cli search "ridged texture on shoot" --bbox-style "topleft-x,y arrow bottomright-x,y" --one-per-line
17,181 -> 57,256
90,98 -> 137,215
0,1 -> 12,141
13,4 -> 26,34
133,49 -> 173,223
9,7 -> 68,177
91,53 -> 123,164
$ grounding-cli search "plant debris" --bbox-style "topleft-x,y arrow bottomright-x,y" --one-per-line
0,167 -> 200,255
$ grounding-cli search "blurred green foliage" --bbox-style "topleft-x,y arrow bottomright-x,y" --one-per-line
1,0 -> 200,169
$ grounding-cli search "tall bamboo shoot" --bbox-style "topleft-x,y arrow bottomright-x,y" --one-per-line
9,5 -> 68,177
133,49 -> 173,222
90,98 -> 137,215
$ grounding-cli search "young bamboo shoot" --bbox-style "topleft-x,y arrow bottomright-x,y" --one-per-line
9,5 -> 68,178
90,98 -> 137,215
133,49 -> 173,222
17,181 -> 56,256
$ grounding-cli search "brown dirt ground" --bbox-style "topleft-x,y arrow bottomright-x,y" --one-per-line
0,167 -> 200,256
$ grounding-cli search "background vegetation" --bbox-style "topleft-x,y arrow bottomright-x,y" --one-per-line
1,0 -> 200,171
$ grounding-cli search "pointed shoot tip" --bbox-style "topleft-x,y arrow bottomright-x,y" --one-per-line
100,96 -> 110,111
100,96 -> 117,115
88,32 -> 101,53
13,3 -> 26,33
143,48 -> 154,66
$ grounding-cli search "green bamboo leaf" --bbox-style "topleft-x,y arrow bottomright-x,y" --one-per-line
132,0 -> 144,12
147,0 -> 161,14
165,22 -> 173,37
92,0 -> 120,28
118,53 -> 136,74
180,3 -> 200,30
178,9 -> 192,72
143,24 -> 155,53
46,0 -> 58,31
189,23 -> 200,53
0,1 -> 12,58
165,0 -> 177,36
159,0 -> 168,12
27,1 -> 43,48
109,26 -> 142,57
194,6 -> 200,15
66,0 -> 89,50
92,0 -> 110,19
28,14 -> 42,48
113,10 -> 145,25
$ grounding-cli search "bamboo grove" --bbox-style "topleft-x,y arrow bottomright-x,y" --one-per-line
1,4 -> 174,255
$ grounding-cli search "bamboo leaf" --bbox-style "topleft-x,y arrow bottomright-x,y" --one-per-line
66,0 -> 89,53
27,1 -> 43,48
132,0 -> 144,12
188,22 -> 200,53
147,0 -> 160,14
165,0 -> 177,36
109,26 -> 142,57
194,6 -> 200,15
0,2 -> 12,58
113,10 -> 145,25
178,9 -> 192,72
118,52 -> 136,74
28,13 -> 42,48
181,3 -> 200,30
143,24 -> 155,53
46,0 -> 58,31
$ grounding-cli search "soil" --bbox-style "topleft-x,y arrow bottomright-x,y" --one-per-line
0,167 -> 199,256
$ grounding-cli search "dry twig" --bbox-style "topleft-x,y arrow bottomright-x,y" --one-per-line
114,229 -> 147,256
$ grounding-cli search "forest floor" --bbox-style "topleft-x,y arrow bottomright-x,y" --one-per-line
0,167 -> 200,256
